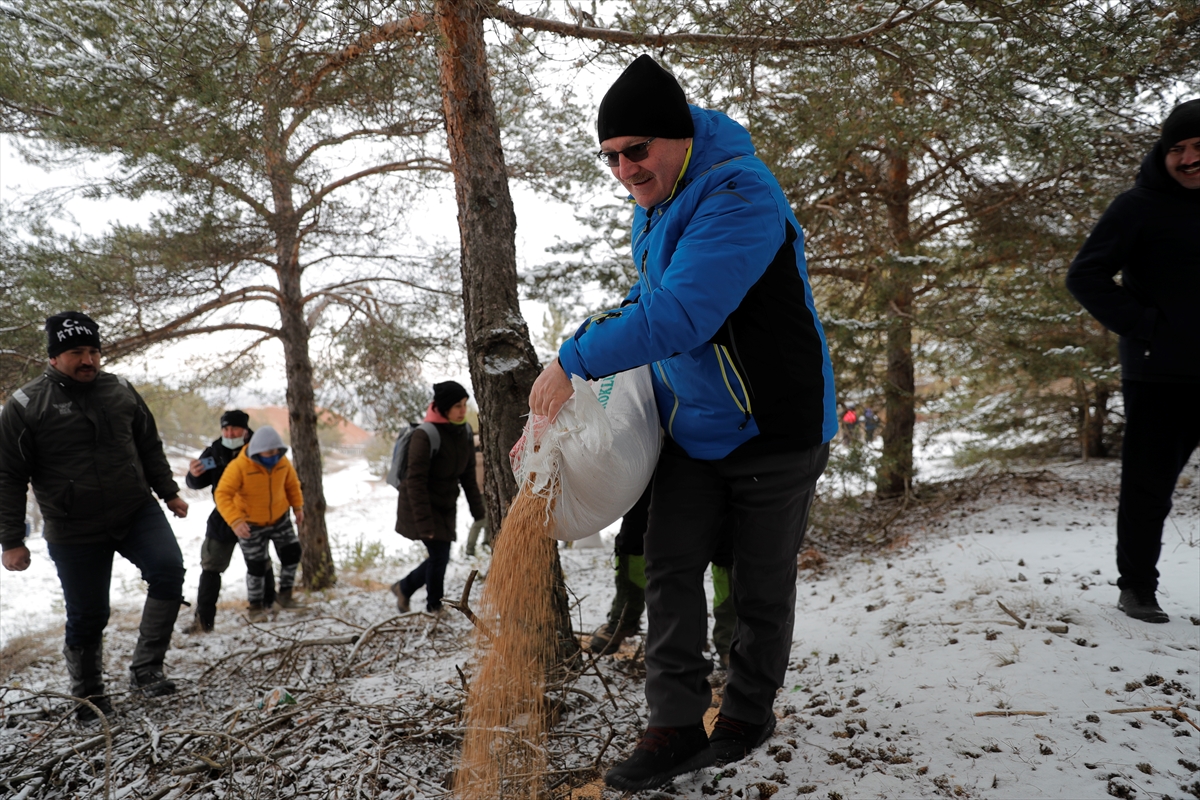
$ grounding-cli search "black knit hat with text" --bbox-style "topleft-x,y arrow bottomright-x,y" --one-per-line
432,381 -> 469,415
220,409 -> 250,429
596,55 -> 694,144
45,311 -> 101,358
1162,99 -> 1200,146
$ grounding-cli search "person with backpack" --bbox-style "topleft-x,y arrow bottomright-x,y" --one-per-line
389,381 -> 485,614
841,403 -> 859,444
862,407 -> 880,443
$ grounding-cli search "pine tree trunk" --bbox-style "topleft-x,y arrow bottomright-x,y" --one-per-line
876,149 -> 916,498
1084,384 -> 1110,460
264,83 -> 336,589
434,0 -> 578,662
277,239 -> 336,590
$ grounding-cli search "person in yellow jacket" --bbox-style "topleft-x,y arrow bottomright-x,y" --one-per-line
214,425 -> 305,622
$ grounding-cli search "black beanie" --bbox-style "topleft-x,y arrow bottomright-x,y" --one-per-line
1162,99 -> 1200,146
220,409 -> 250,429
597,55 -> 694,144
432,381 -> 469,415
45,311 -> 101,357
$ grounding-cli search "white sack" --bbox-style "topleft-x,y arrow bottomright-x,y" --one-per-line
572,532 -> 606,549
511,366 -> 661,541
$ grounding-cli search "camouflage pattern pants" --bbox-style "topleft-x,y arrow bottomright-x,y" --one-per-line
237,516 -> 302,604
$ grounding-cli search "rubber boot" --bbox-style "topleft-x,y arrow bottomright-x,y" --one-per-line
711,563 -> 735,671
63,643 -> 113,722
589,554 -> 646,655
185,569 -> 221,634
129,597 -> 181,697
464,519 -> 486,557
275,588 -> 308,610
246,601 -> 270,623
262,563 -> 277,609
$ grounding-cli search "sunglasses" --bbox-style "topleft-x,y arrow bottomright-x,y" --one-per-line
597,137 -> 656,168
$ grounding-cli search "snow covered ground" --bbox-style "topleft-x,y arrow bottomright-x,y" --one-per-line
1,453 -> 1197,799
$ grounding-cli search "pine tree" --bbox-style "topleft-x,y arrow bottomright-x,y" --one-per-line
498,0 -> 1197,493
0,0 -> 455,587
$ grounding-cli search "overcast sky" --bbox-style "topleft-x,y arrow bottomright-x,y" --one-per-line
0,132 -> 596,411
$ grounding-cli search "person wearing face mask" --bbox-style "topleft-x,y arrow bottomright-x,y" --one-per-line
0,312 -> 189,721
390,381 -> 485,615
1066,98 -> 1200,625
214,425 -> 305,623
183,410 -> 279,632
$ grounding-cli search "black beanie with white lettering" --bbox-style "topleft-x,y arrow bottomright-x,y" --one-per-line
596,55 -> 694,144
45,312 -> 102,357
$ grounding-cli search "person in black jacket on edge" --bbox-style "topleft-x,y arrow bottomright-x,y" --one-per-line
0,313 -> 189,721
1066,99 -> 1200,624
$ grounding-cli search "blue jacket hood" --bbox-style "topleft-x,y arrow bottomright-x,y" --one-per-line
684,106 -> 756,177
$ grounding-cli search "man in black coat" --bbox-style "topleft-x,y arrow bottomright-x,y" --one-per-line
0,312 -> 189,720
1066,99 -> 1200,623
182,409 -> 274,632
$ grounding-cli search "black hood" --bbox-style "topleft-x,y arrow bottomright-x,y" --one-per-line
1134,141 -> 1200,202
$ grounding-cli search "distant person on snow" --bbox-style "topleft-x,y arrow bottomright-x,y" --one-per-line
389,381 -> 485,614
528,56 -> 835,791
1066,98 -> 1200,624
214,424 -> 306,623
0,312 -> 189,721
862,407 -> 881,443
183,409 -> 277,633
841,403 -> 859,444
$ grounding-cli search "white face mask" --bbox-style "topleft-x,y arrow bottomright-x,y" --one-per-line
222,436 -> 245,449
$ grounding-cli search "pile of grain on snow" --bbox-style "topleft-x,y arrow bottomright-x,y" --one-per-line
456,487 -> 559,799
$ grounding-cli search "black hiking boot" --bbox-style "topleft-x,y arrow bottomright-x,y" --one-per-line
1118,589 -> 1169,623
709,711 -> 777,765
63,644 -> 114,723
587,620 -> 641,656
186,569 -> 221,633
129,666 -> 177,697
604,724 -> 714,791
390,581 -> 411,613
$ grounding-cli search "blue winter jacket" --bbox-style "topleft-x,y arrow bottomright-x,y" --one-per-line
558,106 -> 838,459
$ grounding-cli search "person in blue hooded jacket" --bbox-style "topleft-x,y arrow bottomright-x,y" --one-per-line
529,55 -> 837,791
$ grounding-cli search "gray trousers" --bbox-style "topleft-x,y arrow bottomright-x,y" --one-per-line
644,441 -> 828,727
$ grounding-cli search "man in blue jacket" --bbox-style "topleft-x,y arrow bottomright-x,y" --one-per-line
530,55 -> 837,790
1066,99 -> 1200,624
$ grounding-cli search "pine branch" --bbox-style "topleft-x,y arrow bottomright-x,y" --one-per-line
484,0 -> 946,50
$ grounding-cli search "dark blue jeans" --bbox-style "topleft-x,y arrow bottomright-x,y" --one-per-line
47,499 -> 185,648
1117,380 -> 1200,593
399,539 -> 452,612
